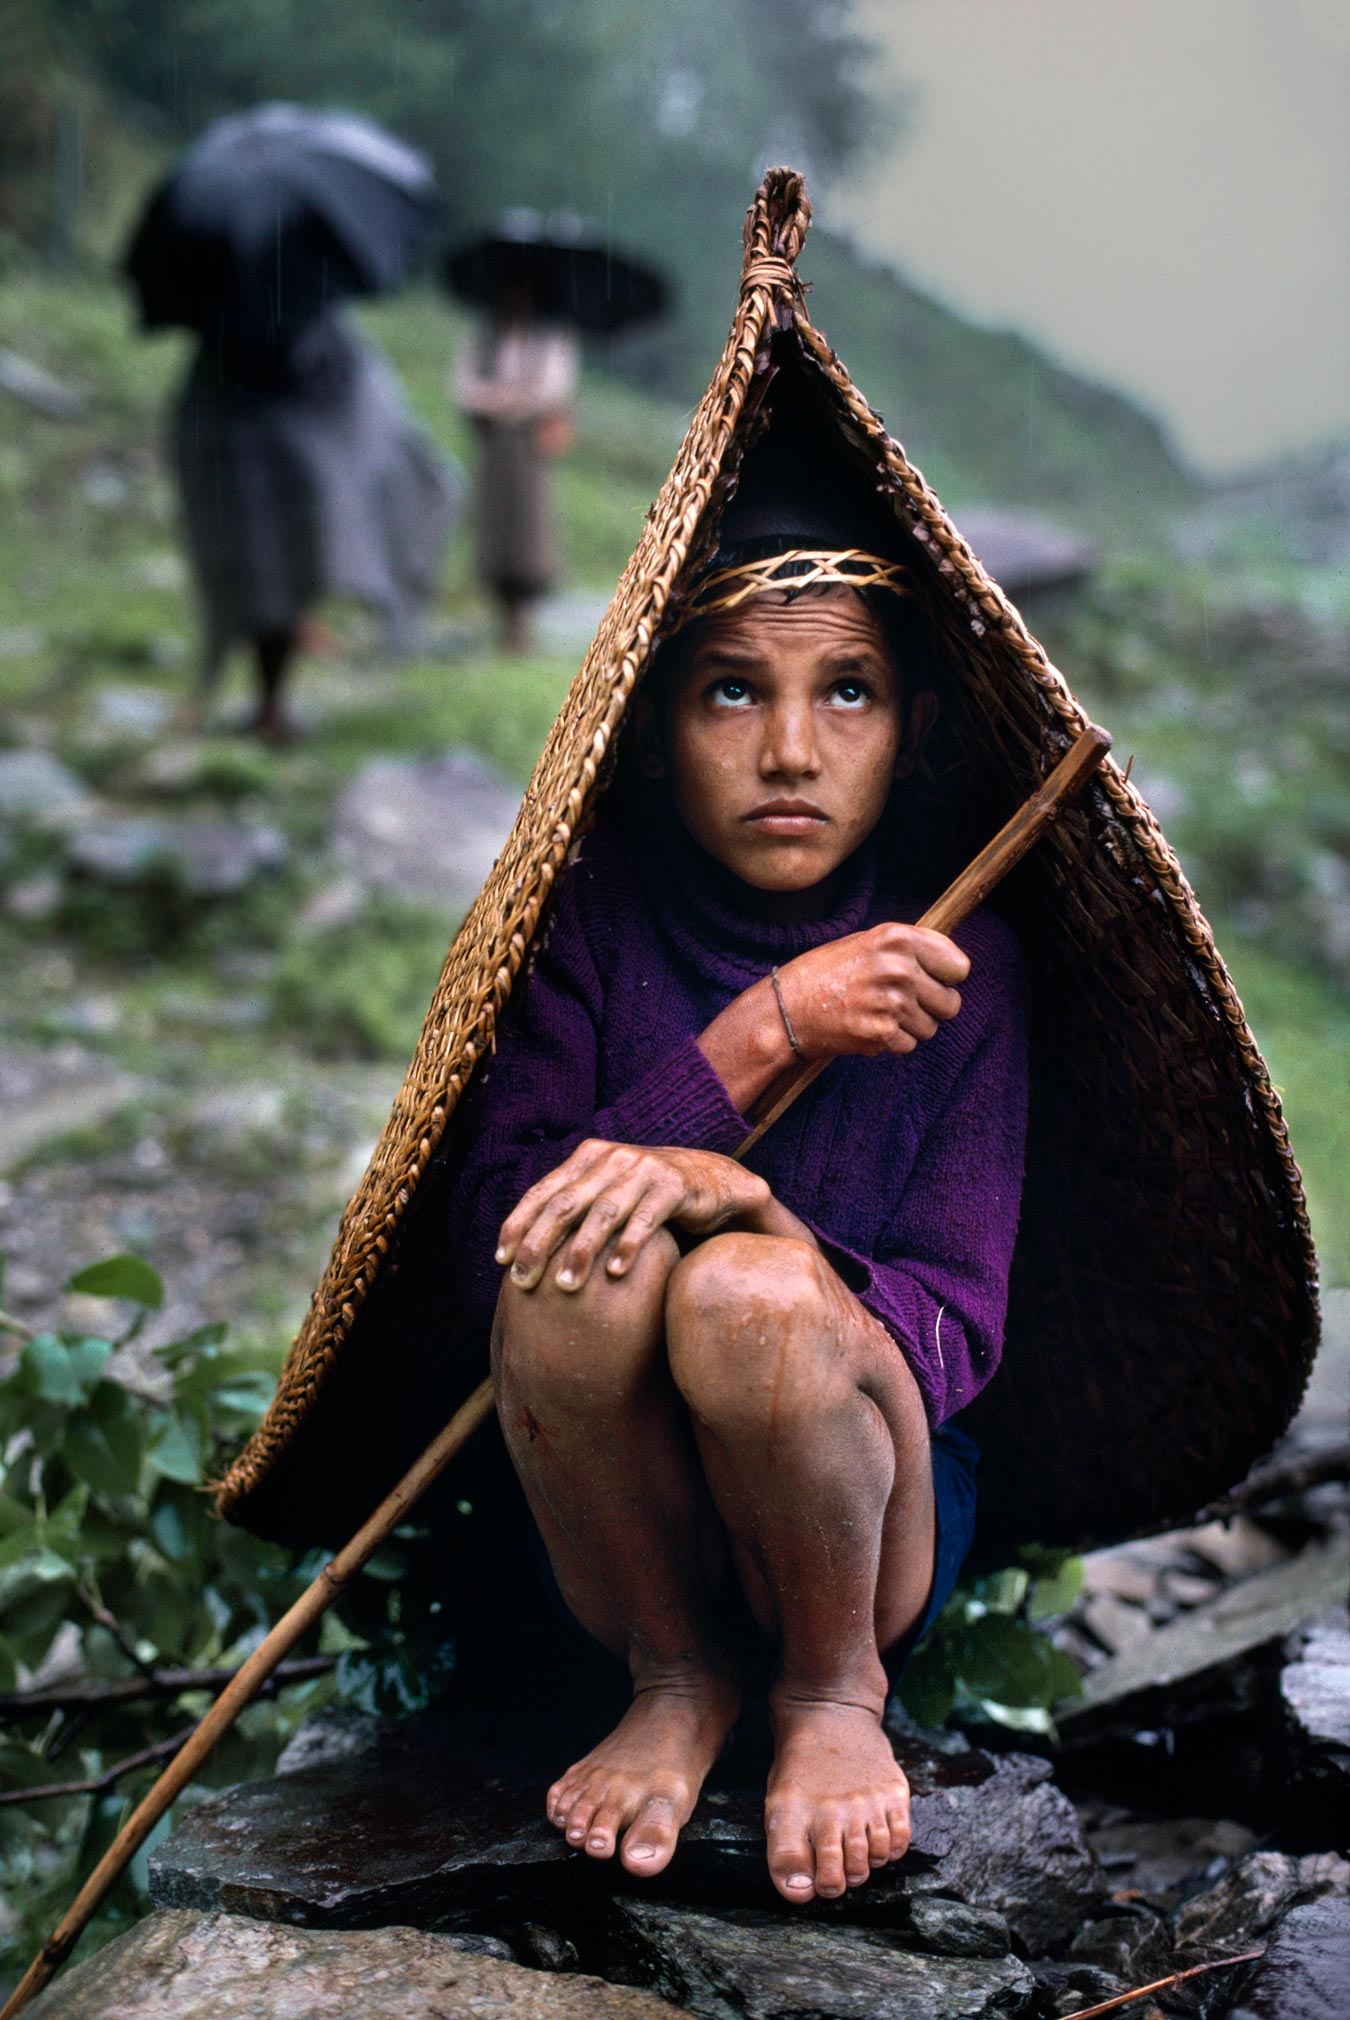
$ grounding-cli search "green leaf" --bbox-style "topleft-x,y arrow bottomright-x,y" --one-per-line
954,1613 -> 1082,1710
895,1640 -> 957,1730
42,1484 -> 90,1561
966,1567 -> 1029,1617
154,1321 -> 228,1369
0,1518 -> 41,1573
62,1386 -> 145,1499
147,1411 -> 205,1486
0,1547 -> 77,1634
68,1255 -> 164,1310
1027,1555 -> 1085,1622
966,1698 -> 1059,1737
20,1334 -> 113,1408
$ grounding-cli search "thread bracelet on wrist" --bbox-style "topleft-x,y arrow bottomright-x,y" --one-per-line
770,966 -> 805,1061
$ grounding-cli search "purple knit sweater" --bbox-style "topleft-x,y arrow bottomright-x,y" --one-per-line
448,811 -> 1029,1427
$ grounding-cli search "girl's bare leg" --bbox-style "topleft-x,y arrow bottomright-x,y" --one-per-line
492,1230 -> 741,1878
665,1231 -> 936,1906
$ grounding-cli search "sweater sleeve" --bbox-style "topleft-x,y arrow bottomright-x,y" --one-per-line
447,870 -> 748,1333
802,961 -> 1029,1429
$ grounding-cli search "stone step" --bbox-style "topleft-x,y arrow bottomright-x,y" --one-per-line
24,1910 -> 689,2020
148,1708 -> 1104,1957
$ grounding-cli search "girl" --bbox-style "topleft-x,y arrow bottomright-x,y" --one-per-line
447,448 -> 1028,1906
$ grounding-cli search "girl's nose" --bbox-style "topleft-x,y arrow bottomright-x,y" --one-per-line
760,703 -> 820,778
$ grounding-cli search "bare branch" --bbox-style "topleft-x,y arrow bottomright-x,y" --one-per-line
0,1654 -> 334,1720
0,1728 -> 195,1808
74,1585 -> 157,1683
1060,1948 -> 1266,2020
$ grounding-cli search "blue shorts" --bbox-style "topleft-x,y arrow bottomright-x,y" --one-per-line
882,1415 -> 979,1684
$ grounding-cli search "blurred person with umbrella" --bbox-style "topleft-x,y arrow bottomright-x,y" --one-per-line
126,104 -> 463,742
448,212 -> 666,654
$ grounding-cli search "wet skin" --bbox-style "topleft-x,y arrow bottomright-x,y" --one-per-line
493,588 -> 972,1903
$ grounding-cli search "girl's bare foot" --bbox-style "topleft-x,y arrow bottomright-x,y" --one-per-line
764,1685 -> 912,1904
547,1664 -> 741,1878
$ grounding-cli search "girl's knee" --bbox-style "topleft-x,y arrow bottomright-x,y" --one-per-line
493,1227 -> 680,1398
666,1234 -> 834,1419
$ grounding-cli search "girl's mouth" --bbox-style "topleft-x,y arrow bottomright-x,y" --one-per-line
744,799 -> 828,836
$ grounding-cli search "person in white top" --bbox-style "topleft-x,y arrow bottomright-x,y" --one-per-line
455,288 -> 579,652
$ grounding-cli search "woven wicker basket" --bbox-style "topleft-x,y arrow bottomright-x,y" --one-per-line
217,169 -> 1319,1560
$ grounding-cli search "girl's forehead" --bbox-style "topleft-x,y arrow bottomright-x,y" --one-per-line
685,586 -> 893,661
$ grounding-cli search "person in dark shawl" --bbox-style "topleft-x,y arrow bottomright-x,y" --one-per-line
444,424 -> 1028,1905
174,312 -> 462,741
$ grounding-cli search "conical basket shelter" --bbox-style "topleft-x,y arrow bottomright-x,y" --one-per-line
218,169 -> 1318,1561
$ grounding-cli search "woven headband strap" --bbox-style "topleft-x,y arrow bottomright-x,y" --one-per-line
665,548 -> 919,637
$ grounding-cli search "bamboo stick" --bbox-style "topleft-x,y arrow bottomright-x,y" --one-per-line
1,722 -> 1109,2018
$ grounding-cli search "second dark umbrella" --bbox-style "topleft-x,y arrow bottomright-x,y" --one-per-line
445,209 -> 668,335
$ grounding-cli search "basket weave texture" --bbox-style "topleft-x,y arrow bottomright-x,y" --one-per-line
217,169 -> 1319,1558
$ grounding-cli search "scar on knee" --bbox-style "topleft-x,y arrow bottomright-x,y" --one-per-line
522,1406 -> 547,1444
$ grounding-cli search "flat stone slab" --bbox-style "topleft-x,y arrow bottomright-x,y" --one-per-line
950,508 -> 1096,600
25,1909 -> 689,2020
1174,1850 -> 1350,1962
64,815 -> 287,897
330,749 -> 521,911
1280,1625 -> 1350,1841
1227,1895 -> 1350,2020
605,1901 -> 1035,2020
1060,1535 -> 1350,1722
150,1710 -> 1103,1953
0,748 -> 94,825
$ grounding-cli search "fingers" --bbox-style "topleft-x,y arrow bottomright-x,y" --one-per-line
502,1144 -> 640,1289
914,971 -> 963,1025
602,1191 -> 679,1278
497,1139 -> 609,1265
556,1171 -> 674,1290
911,926 -> 971,987
871,923 -> 970,986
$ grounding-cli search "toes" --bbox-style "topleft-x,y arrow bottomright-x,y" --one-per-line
546,1774 -> 578,1829
843,1823 -> 872,1888
583,1795 -> 628,1859
812,1823 -> 848,1900
563,1789 -> 602,1848
885,1797 -> 911,1861
620,1793 -> 681,1877
766,1805 -> 817,1904
866,1815 -> 891,1869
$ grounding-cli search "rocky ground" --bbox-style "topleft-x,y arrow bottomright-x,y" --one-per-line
27,1670 -> 1350,2019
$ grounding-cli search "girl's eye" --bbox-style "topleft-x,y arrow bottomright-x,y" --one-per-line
708,677 -> 754,708
829,678 -> 872,708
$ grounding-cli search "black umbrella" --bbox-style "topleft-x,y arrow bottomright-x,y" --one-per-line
445,209 -> 668,336
125,104 -> 443,346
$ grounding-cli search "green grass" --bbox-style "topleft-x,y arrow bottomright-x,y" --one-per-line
1221,935 -> 1350,1285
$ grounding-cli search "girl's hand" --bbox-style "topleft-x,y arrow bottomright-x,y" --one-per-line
496,1143 -> 770,1293
777,924 -> 969,1060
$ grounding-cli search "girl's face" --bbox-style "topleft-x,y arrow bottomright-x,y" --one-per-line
660,587 -> 933,894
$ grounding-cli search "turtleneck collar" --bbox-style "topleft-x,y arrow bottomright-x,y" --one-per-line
628,805 -> 879,983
